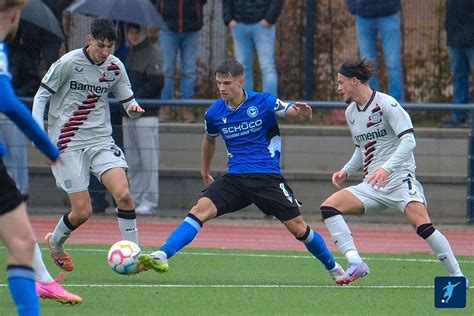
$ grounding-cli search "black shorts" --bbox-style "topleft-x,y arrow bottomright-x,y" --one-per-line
0,158 -> 23,215
201,173 -> 302,221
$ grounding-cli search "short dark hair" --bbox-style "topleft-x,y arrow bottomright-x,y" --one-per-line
90,18 -> 118,43
126,23 -> 141,32
215,58 -> 244,77
339,57 -> 375,83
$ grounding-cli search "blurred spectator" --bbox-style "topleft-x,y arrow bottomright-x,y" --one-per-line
122,23 -> 163,215
41,0 -> 73,68
346,0 -> 404,101
223,0 -> 284,96
439,0 -> 474,128
0,23 -> 41,198
156,0 -> 206,122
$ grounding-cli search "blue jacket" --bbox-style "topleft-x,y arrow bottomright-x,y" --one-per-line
445,0 -> 474,48
346,0 -> 400,18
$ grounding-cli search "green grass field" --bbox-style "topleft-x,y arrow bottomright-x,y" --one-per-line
0,245 -> 472,315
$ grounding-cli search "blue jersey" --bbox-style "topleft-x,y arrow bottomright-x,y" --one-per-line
0,41 -> 59,161
205,90 -> 292,174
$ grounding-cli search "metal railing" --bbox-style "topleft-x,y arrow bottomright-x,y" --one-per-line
19,97 -> 474,223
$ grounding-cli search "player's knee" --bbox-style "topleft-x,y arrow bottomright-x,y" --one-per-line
114,190 -> 134,208
8,234 -> 35,263
416,223 -> 436,239
320,205 -> 342,220
295,225 -> 311,241
189,204 -> 213,223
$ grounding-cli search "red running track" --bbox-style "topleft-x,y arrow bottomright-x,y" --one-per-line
30,216 -> 474,256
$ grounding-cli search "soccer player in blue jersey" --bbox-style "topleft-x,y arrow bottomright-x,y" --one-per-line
139,58 -> 345,281
0,1 -> 82,313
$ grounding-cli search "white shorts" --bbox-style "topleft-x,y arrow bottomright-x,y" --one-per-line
52,142 -> 128,193
345,172 -> 427,215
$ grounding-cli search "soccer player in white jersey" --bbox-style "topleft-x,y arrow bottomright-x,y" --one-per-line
320,57 -> 468,287
32,18 -> 144,272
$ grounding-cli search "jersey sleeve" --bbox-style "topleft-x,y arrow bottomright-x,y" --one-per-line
110,60 -> 134,102
383,100 -> 414,137
204,111 -> 219,137
274,98 -> 293,118
41,58 -> 71,93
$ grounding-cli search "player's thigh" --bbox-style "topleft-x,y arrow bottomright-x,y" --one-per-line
200,175 -> 251,218
100,167 -> 129,197
52,149 -> 90,193
321,187 -> 366,215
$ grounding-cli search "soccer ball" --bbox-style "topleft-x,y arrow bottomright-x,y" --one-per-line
107,240 -> 141,275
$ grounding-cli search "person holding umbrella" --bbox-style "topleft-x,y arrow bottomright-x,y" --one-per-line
32,18 -> 145,273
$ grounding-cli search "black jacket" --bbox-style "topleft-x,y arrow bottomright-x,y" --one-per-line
445,0 -> 474,48
346,0 -> 400,18
156,0 -> 206,33
223,0 -> 284,25
125,38 -> 163,116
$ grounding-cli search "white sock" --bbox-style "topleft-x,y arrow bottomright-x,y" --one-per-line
117,218 -> 139,245
324,214 -> 363,264
150,250 -> 168,262
51,215 -> 73,249
32,243 -> 53,283
425,230 -> 462,275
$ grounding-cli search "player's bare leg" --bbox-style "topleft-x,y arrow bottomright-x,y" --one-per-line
102,168 -> 139,244
46,191 -> 92,271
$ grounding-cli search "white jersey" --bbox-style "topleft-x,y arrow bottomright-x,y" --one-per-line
345,91 -> 416,178
33,47 -> 138,152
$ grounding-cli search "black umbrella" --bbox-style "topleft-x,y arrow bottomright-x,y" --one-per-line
20,0 -> 64,40
66,0 -> 167,29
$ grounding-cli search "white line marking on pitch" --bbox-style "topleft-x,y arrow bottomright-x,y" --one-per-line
40,247 -> 474,264
0,284 -> 436,289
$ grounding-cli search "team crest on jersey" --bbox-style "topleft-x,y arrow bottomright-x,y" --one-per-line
100,70 -> 116,83
247,106 -> 258,118
64,179 -> 72,189
367,105 -> 383,128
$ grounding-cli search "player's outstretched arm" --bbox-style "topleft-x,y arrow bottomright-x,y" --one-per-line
285,102 -> 313,121
201,135 -> 216,186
